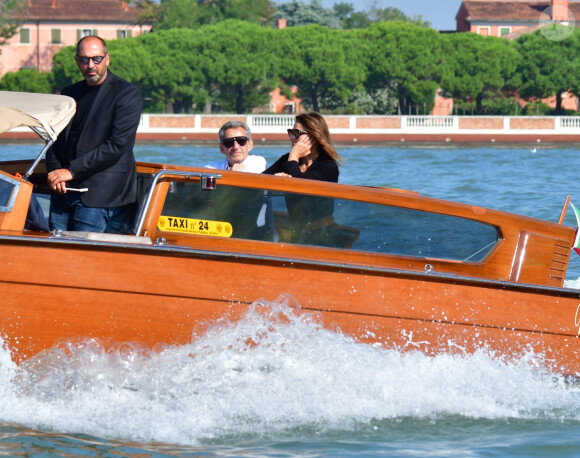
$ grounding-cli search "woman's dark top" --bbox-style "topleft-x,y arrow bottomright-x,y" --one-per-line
263,153 -> 339,182
263,152 -> 344,247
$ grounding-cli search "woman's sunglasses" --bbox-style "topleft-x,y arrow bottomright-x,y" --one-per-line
287,129 -> 308,139
222,136 -> 249,148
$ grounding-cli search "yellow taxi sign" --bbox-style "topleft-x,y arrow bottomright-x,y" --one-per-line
157,215 -> 233,238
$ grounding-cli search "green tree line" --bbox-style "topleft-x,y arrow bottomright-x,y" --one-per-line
2,21 -> 580,115
130,0 -> 430,31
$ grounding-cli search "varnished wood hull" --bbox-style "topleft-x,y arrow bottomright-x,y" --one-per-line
2,236 -> 579,376
3,94 -> 578,380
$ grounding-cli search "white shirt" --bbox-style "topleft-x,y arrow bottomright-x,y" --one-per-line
205,155 -> 267,173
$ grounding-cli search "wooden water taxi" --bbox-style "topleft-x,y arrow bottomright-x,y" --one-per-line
1,92 -> 579,376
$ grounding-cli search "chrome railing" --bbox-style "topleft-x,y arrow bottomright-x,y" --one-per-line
135,170 -> 222,237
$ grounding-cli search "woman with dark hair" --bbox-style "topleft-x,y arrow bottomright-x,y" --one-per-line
264,112 -> 347,247
263,111 -> 342,182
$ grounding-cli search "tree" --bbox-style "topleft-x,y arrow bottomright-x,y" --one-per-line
369,6 -> 430,28
347,88 -> 398,114
134,0 -> 273,29
332,2 -> 353,22
0,0 -> 23,47
122,29 -> 207,113
568,30 -> 580,102
272,0 -> 340,28
515,28 -> 580,114
51,45 -> 78,90
277,24 -> 367,112
0,68 -> 53,93
51,24 -> 279,114
155,0 -> 204,29
362,21 -> 444,114
130,0 -> 161,26
196,20 -> 278,113
332,2 -> 371,29
341,10 -> 371,29
207,0 -> 273,24
440,33 -> 520,115
314,2 -> 428,30
51,31 -> 207,113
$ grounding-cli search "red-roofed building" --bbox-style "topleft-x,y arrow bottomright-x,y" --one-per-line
449,0 -> 579,112
456,0 -> 580,37
0,0 -> 151,76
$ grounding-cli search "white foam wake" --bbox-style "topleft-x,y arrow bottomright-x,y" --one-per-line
0,294 -> 579,446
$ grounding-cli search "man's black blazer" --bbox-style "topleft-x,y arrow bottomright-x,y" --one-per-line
46,71 -> 142,208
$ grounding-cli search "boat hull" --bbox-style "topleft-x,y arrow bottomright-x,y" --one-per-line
2,94 -> 578,380
2,236 -> 579,376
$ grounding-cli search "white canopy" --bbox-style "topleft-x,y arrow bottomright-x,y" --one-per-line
0,91 -> 76,141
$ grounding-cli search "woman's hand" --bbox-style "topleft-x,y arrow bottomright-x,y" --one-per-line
289,134 -> 314,162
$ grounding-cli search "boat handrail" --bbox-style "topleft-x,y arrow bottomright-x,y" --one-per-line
134,170 -> 222,237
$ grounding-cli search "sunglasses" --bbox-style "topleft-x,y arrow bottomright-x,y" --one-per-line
76,55 -> 106,65
287,128 -> 308,139
222,136 -> 249,148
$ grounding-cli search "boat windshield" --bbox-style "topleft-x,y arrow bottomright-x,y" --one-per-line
159,182 -> 502,262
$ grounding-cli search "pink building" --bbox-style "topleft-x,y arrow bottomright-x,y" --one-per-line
431,0 -> 580,114
254,87 -> 303,114
0,0 -> 151,76
456,0 -> 580,37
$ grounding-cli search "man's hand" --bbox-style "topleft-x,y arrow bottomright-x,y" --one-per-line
47,169 -> 74,194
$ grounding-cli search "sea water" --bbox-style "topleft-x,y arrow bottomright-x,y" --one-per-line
1,141 -> 580,456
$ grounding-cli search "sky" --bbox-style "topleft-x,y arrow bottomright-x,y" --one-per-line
320,0 -> 464,30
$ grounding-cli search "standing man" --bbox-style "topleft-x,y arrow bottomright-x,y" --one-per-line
206,121 -> 266,172
46,35 -> 142,233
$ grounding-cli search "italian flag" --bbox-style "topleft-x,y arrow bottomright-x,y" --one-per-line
572,203 -> 580,256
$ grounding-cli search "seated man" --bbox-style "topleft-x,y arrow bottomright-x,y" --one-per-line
206,121 -> 266,172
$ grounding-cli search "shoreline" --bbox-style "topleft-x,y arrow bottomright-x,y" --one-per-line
2,113 -> 579,144
3,132 -> 579,145
135,132 -> 580,143
3,132 -> 580,146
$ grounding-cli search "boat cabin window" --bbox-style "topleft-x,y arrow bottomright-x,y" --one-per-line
159,182 -> 501,262
0,173 -> 20,212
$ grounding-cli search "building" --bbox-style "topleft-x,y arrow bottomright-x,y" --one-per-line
430,0 -> 580,114
0,0 -> 151,76
254,87 -> 303,115
456,0 -> 580,37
